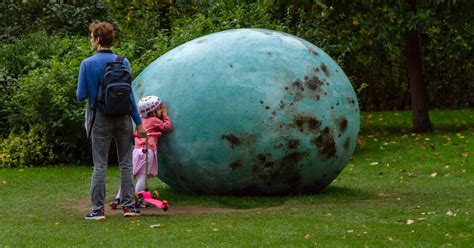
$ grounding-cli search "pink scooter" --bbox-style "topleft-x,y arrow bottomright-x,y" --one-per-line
134,132 -> 169,211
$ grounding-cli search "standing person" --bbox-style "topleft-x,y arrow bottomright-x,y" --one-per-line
109,96 -> 173,209
76,21 -> 145,220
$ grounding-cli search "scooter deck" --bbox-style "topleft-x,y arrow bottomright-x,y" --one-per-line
144,198 -> 166,209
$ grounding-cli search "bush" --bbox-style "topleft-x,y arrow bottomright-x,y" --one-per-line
0,31 -> 70,136
0,127 -> 55,168
3,35 -> 93,167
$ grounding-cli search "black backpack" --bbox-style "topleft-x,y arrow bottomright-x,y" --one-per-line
96,56 -> 132,115
88,55 -> 132,138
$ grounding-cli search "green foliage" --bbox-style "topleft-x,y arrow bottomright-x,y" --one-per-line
129,0 -> 274,75
0,31 -> 62,136
0,0 -> 109,43
104,0 -> 173,57
0,126 -> 55,168
1,34 -> 93,167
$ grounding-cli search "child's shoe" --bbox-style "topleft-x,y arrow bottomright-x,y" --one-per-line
109,198 -> 120,210
123,205 -> 141,217
84,208 -> 105,220
135,199 -> 148,209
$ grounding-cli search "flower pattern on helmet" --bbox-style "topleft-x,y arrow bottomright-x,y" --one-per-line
138,95 -> 161,116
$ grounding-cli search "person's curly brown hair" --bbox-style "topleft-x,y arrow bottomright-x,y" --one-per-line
89,21 -> 115,48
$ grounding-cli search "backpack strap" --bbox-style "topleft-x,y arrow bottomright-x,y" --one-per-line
116,55 -> 124,62
87,105 -> 97,139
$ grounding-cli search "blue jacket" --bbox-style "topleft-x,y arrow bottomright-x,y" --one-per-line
76,50 -> 142,125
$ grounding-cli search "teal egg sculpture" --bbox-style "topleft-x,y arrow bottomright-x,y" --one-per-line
132,29 -> 359,195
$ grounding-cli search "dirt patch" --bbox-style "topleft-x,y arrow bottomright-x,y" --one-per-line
66,196 -> 396,217
65,197 -> 286,216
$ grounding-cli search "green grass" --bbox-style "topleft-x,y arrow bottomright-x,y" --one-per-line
0,110 -> 473,247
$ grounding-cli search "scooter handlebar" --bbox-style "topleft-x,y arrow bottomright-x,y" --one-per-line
133,132 -> 162,138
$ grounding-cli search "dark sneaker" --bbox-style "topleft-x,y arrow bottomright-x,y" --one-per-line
85,208 -> 105,220
109,198 -> 120,210
123,205 -> 141,217
135,199 -> 148,209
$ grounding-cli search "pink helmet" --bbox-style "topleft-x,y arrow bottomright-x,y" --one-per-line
138,95 -> 161,116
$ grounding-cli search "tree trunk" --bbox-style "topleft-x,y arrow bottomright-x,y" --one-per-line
405,0 -> 432,133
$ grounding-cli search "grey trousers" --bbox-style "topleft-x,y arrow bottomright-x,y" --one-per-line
89,111 -> 135,210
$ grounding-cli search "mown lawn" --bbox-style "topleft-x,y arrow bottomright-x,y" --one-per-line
0,110 -> 472,247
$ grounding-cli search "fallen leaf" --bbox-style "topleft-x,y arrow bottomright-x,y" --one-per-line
150,224 -> 161,228
461,153 -> 468,158
304,233 -> 311,239
446,211 -> 456,216
430,172 -> 438,177
406,219 -> 415,225
409,172 -> 418,177
347,230 -> 354,233
213,228 -> 219,231
2,181 -> 6,185
370,162 -> 379,165
417,218 -> 427,221
388,237 -> 394,241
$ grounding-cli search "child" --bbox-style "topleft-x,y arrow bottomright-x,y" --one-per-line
109,95 -> 173,209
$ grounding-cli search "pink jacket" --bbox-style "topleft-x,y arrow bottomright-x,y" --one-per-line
134,116 -> 172,150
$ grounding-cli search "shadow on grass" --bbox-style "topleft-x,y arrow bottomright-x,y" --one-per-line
152,185 -> 374,210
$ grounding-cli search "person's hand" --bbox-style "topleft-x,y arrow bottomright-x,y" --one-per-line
136,124 -> 146,138
161,103 -> 168,117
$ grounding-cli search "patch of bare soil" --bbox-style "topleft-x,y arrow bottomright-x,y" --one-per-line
65,197 -> 286,216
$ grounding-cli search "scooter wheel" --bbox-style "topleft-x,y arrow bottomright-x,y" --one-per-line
152,191 -> 160,199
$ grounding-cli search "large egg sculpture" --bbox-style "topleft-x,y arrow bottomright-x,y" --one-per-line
132,29 -> 359,195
